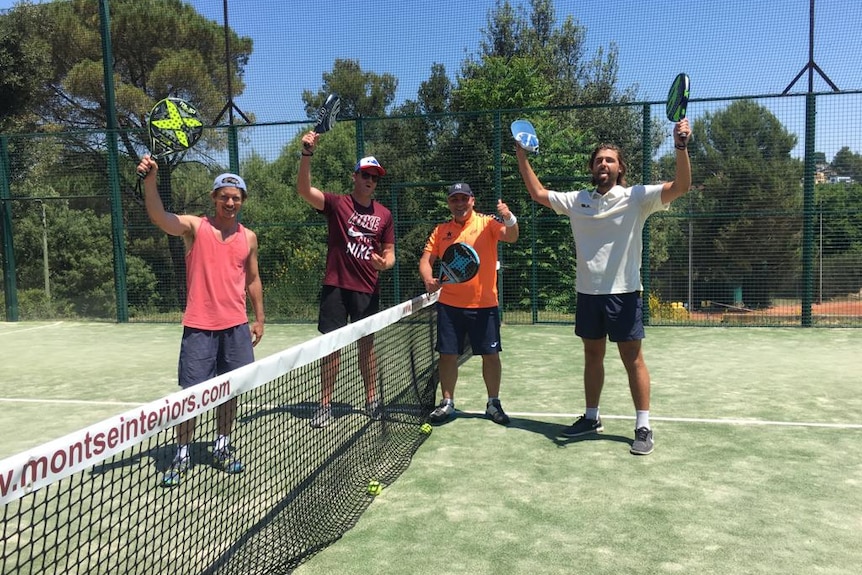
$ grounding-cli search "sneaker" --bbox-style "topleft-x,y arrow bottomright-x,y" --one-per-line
161,455 -> 189,487
365,400 -> 383,420
630,427 -> 654,455
310,404 -> 333,428
558,415 -> 603,438
213,447 -> 244,474
485,399 -> 510,426
428,400 -> 455,424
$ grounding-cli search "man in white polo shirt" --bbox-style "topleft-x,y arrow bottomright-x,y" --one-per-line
514,119 -> 691,455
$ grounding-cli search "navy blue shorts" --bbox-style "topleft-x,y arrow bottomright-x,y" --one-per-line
575,292 -> 645,342
318,285 -> 379,334
178,324 -> 254,389
436,303 -> 502,355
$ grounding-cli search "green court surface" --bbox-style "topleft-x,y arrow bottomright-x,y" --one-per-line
2,322 -> 861,574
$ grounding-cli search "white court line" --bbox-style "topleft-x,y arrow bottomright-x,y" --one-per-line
0,321 -> 64,335
461,410 -> 862,430
0,398 -> 143,407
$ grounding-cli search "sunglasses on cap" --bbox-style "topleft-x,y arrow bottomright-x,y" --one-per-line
359,171 -> 379,182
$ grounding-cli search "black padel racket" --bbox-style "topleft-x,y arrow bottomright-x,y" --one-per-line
137,97 -> 203,179
313,93 -> 341,134
510,119 -> 539,153
438,242 -> 480,285
304,93 -> 341,151
666,73 -> 691,141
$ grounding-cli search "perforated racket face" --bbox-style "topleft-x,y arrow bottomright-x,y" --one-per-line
148,98 -> 203,158
511,119 -> 539,153
313,93 -> 341,134
666,73 -> 690,122
439,242 -> 481,284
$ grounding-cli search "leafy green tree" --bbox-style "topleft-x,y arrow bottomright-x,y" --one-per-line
0,1 -> 52,132
831,146 -> 862,182
686,99 -> 803,307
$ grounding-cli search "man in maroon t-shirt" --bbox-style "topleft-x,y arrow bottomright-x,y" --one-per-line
298,131 -> 395,427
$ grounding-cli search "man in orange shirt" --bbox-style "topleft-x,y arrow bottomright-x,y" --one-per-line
419,183 -> 519,425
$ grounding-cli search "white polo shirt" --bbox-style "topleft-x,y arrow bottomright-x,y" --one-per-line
547,184 -> 666,295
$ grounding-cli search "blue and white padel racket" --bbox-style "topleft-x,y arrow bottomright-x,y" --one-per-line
510,119 -> 539,153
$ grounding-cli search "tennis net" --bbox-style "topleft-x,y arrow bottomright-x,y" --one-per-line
1,292 -> 455,574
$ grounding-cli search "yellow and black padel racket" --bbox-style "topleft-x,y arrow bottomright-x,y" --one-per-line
137,97 -> 203,179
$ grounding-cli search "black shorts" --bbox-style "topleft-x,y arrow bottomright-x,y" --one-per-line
318,285 -> 380,334
575,292 -> 645,342
436,303 -> 502,355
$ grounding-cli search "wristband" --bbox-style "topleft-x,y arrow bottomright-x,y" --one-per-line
504,214 -> 518,227
674,144 -> 687,150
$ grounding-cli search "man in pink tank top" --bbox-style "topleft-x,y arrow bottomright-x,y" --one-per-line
138,156 -> 265,486
298,131 -> 395,428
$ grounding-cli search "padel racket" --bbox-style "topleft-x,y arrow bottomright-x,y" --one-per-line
510,119 -> 539,153
313,93 -> 341,134
666,73 -> 691,141
438,242 -> 480,285
137,97 -> 203,179
304,93 -> 341,151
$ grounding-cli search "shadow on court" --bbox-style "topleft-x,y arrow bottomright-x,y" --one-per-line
435,411 -> 632,447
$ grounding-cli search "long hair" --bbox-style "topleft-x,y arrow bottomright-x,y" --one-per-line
589,143 -> 628,187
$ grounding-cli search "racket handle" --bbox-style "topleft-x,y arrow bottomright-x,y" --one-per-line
136,167 -> 148,180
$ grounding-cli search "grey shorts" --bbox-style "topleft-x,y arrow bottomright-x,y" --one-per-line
177,324 -> 254,388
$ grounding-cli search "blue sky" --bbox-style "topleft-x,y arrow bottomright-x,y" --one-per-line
3,0 -> 861,160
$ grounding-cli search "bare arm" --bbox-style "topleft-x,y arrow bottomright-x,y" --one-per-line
137,155 -> 199,237
419,250 -> 440,294
297,132 -> 326,211
245,228 -> 265,346
496,198 -> 520,244
661,119 -> 693,204
514,146 -> 552,209
370,242 -> 396,271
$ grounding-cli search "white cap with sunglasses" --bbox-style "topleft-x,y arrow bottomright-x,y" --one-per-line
354,156 -> 386,177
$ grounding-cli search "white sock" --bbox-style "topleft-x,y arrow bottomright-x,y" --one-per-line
177,444 -> 189,461
442,397 -> 454,406
585,407 -> 599,420
214,434 -> 229,452
487,396 -> 498,405
635,410 -> 650,430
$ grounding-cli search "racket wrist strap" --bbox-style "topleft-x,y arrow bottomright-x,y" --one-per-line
674,143 -> 687,150
504,213 -> 518,227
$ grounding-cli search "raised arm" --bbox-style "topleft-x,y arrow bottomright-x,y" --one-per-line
297,131 -> 326,211
514,146 -> 552,209
661,118 -> 693,204
496,198 -> 520,244
137,155 -> 198,237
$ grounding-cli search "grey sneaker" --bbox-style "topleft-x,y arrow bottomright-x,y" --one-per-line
630,427 -> 654,455
559,415 -> 603,438
310,405 -> 333,428
161,454 -> 189,487
485,399 -> 510,425
213,447 -> 244,473
365,400 -> 383,420
428,400 -> 455,424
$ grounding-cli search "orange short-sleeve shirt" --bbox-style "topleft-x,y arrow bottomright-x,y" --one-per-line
423,212 -> 504,308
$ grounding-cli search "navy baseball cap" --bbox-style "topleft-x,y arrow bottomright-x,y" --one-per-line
447,183 -> 473,197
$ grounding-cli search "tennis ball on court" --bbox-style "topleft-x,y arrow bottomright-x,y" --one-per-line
420,423 -> 433,435
367,480 -> 383,496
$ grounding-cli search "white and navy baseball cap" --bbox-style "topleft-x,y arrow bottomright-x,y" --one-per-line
447,182 -> 473,197
354,156 -> 386,176
212,173 -> 247,193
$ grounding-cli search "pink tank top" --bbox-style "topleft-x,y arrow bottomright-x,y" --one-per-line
182,217 -> 250,330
